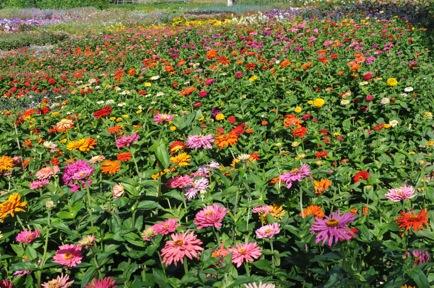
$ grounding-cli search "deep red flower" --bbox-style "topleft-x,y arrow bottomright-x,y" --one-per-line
93,106 -> 112,119
353,170 -> 369,183
227,115 -> 236,124
315,150 -> 328,159
231,123 -> 245,136
363,72 -> 373,81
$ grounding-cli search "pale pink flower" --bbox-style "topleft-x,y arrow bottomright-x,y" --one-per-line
112,183 -> 124,198
53,244 -> 83,268
186,135 -> 214,149
152,219 -> 179,236
385,185 -> 416,202
15,229 -> 40,244
255,223 -> 280,239
194,204 -> 228,229
153,113 -> 174,124
85,277 -> 116,288
244,283 -> 276,288
13,270 -> 31,277
35,166 -> 59,180
42,274 -> 74,288
161,231 -> 203,266
252,205 -> 272,215
230,242 -> 262,267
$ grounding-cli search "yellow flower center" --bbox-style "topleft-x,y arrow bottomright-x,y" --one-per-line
326,219 -> 339,227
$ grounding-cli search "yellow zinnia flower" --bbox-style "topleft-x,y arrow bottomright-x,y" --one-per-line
311,98 -> 325,108
386,78 -> 398,87
294,106 -> 302,113
0,156 -> 14,173
215,113 -> 225,121
170,153 -> 191,167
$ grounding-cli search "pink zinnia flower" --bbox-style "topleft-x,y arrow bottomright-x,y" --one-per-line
0,280 -> 13,288
141,227 -> 156,241
411,249 -> 430,265
255,223 -> 280,239
30,179 -> 49,190
184,177 -> 209,200
53,244 -> 83,268
152,218 -> 179,236
194,204 -> 228,229
310,211 -> 356,247
85,277 -> 117,288
13,270 -> 31,277
280,164 -> 311,189
115,133 -> 139,149
35,165 -> 59,180
385,185 -> 415,202
167,175 -> 193,189
186,135 -> 214,149
62,160 -> 93,192
15,229 -> 41,244
42,274 -> 74,288
252,205 -> 272,215
244,283 -> 275,288
161,231 -> 203,266
153,113 -> 174,124
230,242 -> 262,267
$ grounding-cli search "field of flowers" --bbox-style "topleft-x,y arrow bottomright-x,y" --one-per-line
0,4 -> 433,288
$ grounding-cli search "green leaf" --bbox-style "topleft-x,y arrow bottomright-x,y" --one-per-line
407,267 -> 430,288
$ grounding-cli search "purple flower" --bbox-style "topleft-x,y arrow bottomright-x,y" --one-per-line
186,135 -> 214,149
411,249 -> 430,265
62,160 -> 93,192
279,164 -> 310,189
310,211 -> 356,247
116,133 -> 139,149
185,177 -> 209,200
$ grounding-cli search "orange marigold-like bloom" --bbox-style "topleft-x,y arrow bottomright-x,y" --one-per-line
117,151 -> 132,162
0,193 -> 27,222
279,59 -> 291,68
170,153 -> 191,167
270,204 -> 285,219
0,156 -> 14,173
206,49 -> 218,60
101,160 -> 121,175
301,205 -> 324,219
179,86 -> 196,96
107,125 -> 122,135
396,209 -> 428,232
169,141 -> 186,154
215,132 -> 238,149
283,114 -> 301,128
302,61 -> 313,70
67,138 -> 97,152
314,179 -> 332,195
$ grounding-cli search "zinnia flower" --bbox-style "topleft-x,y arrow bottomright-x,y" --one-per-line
186,135 -> 214,149
15,229 -> 40,244
386,78 -> 398,87
93,106 -> 112,119
230,242 -> 261,267
0,193 -> 27,222
112,183 -> 124,198
161,231 -> 203,266
152,218 -> 179,236
167,175 -> 193,189
85,277 -> 116,288
310,211 -> 356,247
35,166 -> 60,180
396,209 -> 428,232
153,113 -> 174,124
53,244 -> 83,268
170,153 -> 191,167
194,204 -> 228,229
115,133 -> 139,149
0,280 -> 13,288
353,170 -> 369,183
255,223 -> 280,239
30,179 -> 50,190
410,249 -> 430,265
314,179 -> 332,195
0,156 -> 14,173
184,177 -> 209,200
42,274 -> 74,288
385,185 -> 415,202
280,164 -> 310,189
101,160 -> 121,175
62,160 -> 93,192
244,283 -> 275,288
301,205 -> 325,219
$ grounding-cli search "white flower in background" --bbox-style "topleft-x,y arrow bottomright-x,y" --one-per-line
150,75 -> 160,80
106,99 -> 115,105
97,100 -> 104,105
156,92 -> 165,97
359,81 -> 369,86
117,102 -> 126,107
380,97 -> 390,105
114,86 -> 121,91
389,120 -> 399,127
404,87 -> 414,92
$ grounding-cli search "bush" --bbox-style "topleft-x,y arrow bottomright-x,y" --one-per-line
0,31 -> 68,50
1,0 -> 110,9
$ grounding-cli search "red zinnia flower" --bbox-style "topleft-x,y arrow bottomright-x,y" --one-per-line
353,170 -> 369,183
227,115 -> 236,124
93,106 -> 112,119
292,126 -> 308,138
117,152 -> 132,162
315,150 -> 328,159
396,209 -> 428,232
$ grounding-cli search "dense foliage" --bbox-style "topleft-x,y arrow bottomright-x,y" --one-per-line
0,10 -> 433,288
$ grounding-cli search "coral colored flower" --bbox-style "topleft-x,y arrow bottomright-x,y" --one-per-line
62,160 -> 93,192
280,164 -> 311,189
315,150 -> 328,159
244,283 -> 275,288
153,218 -> 179,236
53,244 -> 83,268
117,151 -> 132,162
53,119 -> 74,133
194,204 -> 228,229
107,125 -> 123,135
169,141 -> 186,154
396,209 -> 428,232
353,170 -> 369,183
186,135 -> 214,149
385,185 -> 416,202
42,274 -> 74,288
314,179 -> 332,195
0,156 -> 14,173
153,113 -> 174,124
410,249 -> 430,265
283,114 -> 301,128
170,153 -> 191,167
301,205 -> 325,219
215,132 -> 238,149
310,211 -> 356,247
115,133 -> 139,149
35,166 -> 59,180
86,277 -> 117,288
101,160 -> 121,175
212,244 -> 229,259
0,193 -> 27,222
93,106 -> 112,119
161,231 -> 203,266
292,126 -> 308,138
15,229 -> 40,244
230,242 -> 261,267
255,223 -> 280,239
167,175 -> 193,189
180,86 -> 196,96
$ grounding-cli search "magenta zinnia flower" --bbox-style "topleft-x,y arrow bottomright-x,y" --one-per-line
280,164 -> 310,189
161,231 -> 203,266
152,218 -> 179,236
186,135 -> 214,149
115,133 -> 139,149
15,229 -> 41,244
29,179 -> 49,190
385,185 -> 415,202
53,244 -> 83,268
85,277 -> 117,288
42,274 -> 74,288
310,211 -> 356,247
194,203 -> 228,229
62,160 -> 93,192
411,249 -> 430,265
230,242 -> 262,267
255,223 -> 280,239
167,175 -> 193,189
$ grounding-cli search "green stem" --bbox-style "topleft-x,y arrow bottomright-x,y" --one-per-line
131,149 -> 141,183
183,260 -> 189,275
244,262 -> 250,276
86,186 -> 94,229
36,210 -> 51,287
270,240 -> 275,271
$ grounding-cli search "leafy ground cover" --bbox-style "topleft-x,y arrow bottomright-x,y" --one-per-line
0,3 -> 433,288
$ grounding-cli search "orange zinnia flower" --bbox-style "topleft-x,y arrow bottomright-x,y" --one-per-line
0,156 -> 14,173
301,205 -> 324,219
206,49 -> 218,60
117,152 -> 132,162
314,179 -> 332,195
215,132 -> 238,149
279,59 -> 291,68
283,114 -> 301,128
396,209 -> 428,232
108,125 -> 123,135
101,160 -> 121,175
0,193 -> 27,222
170,153 -> 191,167
169,140 -> 186,154
179,86 -> 196,96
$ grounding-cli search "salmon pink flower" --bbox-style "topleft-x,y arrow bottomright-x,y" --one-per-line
42,274 -> 74,288
161,231 -> 203,266
230,242 -> 261,267
152,218 -> 179,236
53,244 -> 83,268
194,204 -> 228,229
86,277 -> 116,288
